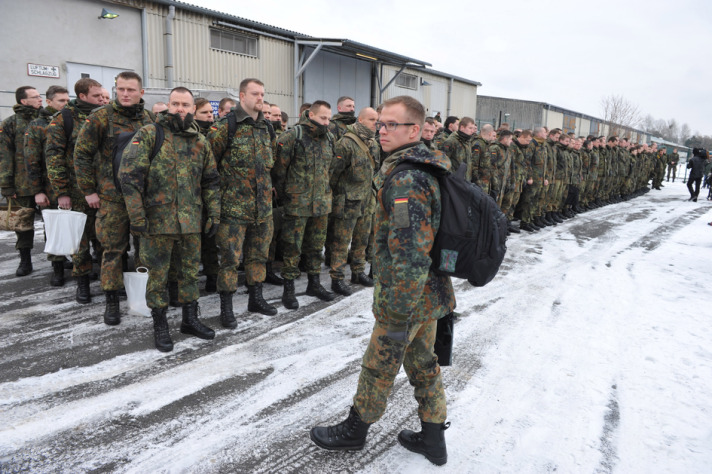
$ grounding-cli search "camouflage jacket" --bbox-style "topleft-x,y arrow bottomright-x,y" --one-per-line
528,137 -> 548,186
555,143 -> 571,181
273,115 -> 335,217
605,146 -> 618,177
207,103 -> 273,223
440,130 -> 471,173
598,146 -> 609,178
544,138 -> 558,182
372,141 -> 455,325
24,106 -> 58,199
74,100 -> 154,203
119,113 -> 220,235
328,113 -> 357,141
510,139 -> 529,192
431,129 -> 450,151
569,149 -> 582,185
668,153 -> 679,166
0,104 -> 40,197
488,142 -> 510,197
469,135 -> 491,190
45,100 -> 95,200
331,122 -> 380,219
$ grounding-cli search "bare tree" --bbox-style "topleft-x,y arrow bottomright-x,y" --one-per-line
600,94 -> 642,137
680,123 -> 691,144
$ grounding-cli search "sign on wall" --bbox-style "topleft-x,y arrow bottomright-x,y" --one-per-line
27,64 -> 60,79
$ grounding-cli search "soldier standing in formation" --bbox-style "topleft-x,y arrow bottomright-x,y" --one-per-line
667,148 -> 679,182
120,86 -> 220,352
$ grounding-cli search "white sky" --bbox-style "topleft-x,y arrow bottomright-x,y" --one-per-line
199,0 -> 712,137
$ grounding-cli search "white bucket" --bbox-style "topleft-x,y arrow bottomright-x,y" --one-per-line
123,266 -> 151,317
42,209 -> 87,256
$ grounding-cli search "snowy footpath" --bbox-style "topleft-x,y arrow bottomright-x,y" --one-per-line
0,181 -> 711,473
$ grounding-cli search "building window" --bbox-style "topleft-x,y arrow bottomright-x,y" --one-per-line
210,28 -> 258,57
395,73 -> 418,90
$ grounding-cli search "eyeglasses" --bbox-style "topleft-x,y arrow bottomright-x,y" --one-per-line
376,121 -> 415,132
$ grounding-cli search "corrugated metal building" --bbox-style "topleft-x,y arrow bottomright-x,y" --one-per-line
0,0 -> 480,123
476,95 -> 652,143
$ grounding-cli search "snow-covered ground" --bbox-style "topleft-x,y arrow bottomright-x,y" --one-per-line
0,181 -> 711,473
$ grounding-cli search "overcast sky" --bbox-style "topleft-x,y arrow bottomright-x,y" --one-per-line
201,0 -> 712,137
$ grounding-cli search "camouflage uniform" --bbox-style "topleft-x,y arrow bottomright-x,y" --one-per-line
24,106 -> 65,263
207,103 -> 274,289
469,135 -> 491,192
328,112 -> 357,141
554,142 -> 571,211
542,138 -> 558,212
0,104 -> 39,249
439,130 -> 471,172
272,115 -> 334,280
45,100 -> 97,276
487,141 -> 510,207
522,137 -> 547,224
119,113 -> 220,309
502,139 -> 528,220
353,141 -> 455,424
667,152 -> 679,181
197,119 -> 219,282
328,122 -> 379,280
431,129 -> 450,151
74,100 -> 154,291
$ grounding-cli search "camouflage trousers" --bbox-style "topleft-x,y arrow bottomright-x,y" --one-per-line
71,199 -> 95,277
201,210 -> 219,277
141,233 -> 201,309
349,211 -> 374,274
217,217 -> 273,290
353,318 -> 446,424
667,165 -> 677,181
12,196 -> 36,250
548,180 -> 563,212
96,200 -> 131,291
518,185 -> 540,223
328,215 -> 359,280
501,189 -> 521,220
536,183 -> 550,217
280,214 -> 328,280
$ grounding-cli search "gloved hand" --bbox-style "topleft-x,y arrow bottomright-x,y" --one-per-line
204,217 -> 220,238
130,220 -> 148,238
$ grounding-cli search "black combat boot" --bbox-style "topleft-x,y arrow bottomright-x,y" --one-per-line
331,278 -> 352,296
247,283 -> 277,315
306,273 -> 335,302
351,271 -> 374,287
76,274 -> 91,304
534,215 -> 547,228
219,291 -> 237,329
104,290 -> 121,326
50,260 -> 65,286
310,406 -> 371,451
398,420 -> 451,466
552,212 -> 565,223
507,221 -> 521,234
168,281 -> 181,307
204,274 -> 217,293
520,222 -> 537,233
180,301 -> 215,340
264,262 -> 284,286
16,248 -> 32,277
151,307 -> 173,352
282,279 -> 299,309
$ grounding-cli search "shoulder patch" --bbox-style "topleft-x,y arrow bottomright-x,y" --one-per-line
393,197 -> 410,229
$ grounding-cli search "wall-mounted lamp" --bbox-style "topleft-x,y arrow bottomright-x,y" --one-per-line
99,8 -> 119,19
420,79 -> 432,86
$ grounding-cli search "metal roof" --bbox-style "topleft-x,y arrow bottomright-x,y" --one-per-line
408,66 -> 481,86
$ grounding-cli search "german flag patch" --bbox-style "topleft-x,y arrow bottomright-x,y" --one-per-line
393,197 -> 409,228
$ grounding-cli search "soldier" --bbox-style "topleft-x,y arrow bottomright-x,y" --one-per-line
273,100 -> 336,309
45,78 -> 105,303
208,78 -> 277,324
217,97 -> 236,118
440,116 -> 475,172
507,130 -> 533,232
74,71 -> 155,326
194,98 -> 215,135
269,103 -> 284,132
152,102 -> 168,115
0,86 -> 42,277
310,96 -> 455,466
101,88 -> 111,106
432,115 -> 458,150
540,128 -> 562,225
24,85 -> 71,285
522,127 -> 548,231
327,107 -> 380,295
555,134 -> 573,218
667,148 -> 679,182
487,130 -> 514,225
120,86 -> 220,352
469,123 -> 496,192
329,96 -> 357,141
421,117 -> 437,150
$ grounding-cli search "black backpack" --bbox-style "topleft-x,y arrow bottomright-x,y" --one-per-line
112,123 -> 164,191
384,161 -> 508,287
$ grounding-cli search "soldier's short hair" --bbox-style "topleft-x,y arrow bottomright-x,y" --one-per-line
533,126 -> 546,137
309,100 -> 331,114
195,98 -> 210,110
45,86 -> 68,100
499,130 -> 514,139
520,129 -> 533,138
281,111 -> 289,122
425,117 -> 436,126
218,97 -> 236,112
239,78 -> 264,93
116,71 -> 143,87
15,86 -> 36,104
74,78 -> 102,97
459,117 -> 475,128
337,96 -> 354,106
299,103 -> 312,115
170,86 -> 193,98
548,128 -> 562,137
607,136 -> 618,143
381,96 -> 425,126
444,116 -> 459,129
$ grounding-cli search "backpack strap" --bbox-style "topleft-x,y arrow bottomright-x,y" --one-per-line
382,161 -> 442,215
150,123 -> 164,162
344,131 -> 376,170
60,108 -> 73,142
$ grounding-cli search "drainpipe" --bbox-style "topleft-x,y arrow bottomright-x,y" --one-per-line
165,5 -> 175,88
141,8 -> 149,87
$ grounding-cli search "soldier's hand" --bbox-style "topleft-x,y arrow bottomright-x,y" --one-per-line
35,193 -> 50,208
130,220 -> 149,238
85,193 -> 101,209
58,195 -> 72,210
204,217 -> 220,238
